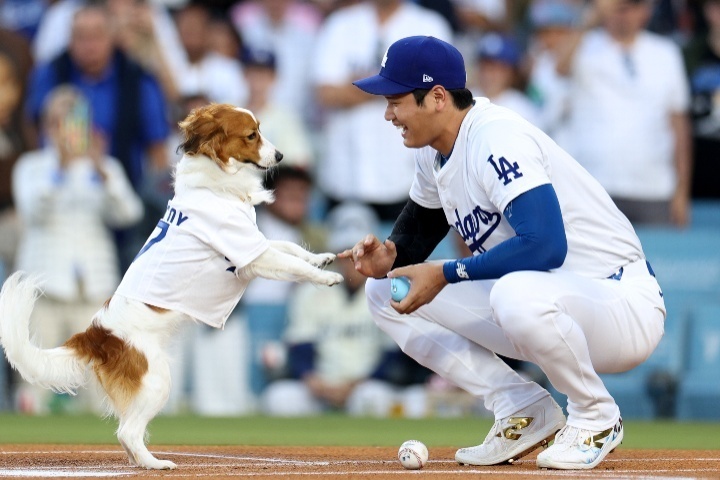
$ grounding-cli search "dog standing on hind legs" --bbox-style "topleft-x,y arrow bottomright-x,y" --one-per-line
0,104 -> 343,469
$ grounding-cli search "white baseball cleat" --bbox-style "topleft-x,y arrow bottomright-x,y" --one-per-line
455,395 -> 566,466
536,417 -> 623,470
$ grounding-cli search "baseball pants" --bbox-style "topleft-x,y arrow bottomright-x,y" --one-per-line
366,258 -> 665,431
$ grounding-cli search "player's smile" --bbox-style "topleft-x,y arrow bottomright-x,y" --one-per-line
385,93 -> 430,149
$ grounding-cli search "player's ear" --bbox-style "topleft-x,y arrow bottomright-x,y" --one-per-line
431,86 -> 447,110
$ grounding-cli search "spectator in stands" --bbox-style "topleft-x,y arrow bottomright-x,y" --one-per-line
242,47 -> 314,169
450,0 -> 509,84
683,0 -> 720,199
33,0 -> 187,103
12,85 -> 143,413
25,4 -> 171,270
311,0 -> 452,222
173,3 -> 248,106
207,14 -> 244,61
261,202 -> 430,416
472,32 -> 542,128
0,47 -> 36,279
0,41 -> 37,412
556,0 -> 693,227
229,0 -> 322,120
0,24 -> 33,80
525,0 -> 582,142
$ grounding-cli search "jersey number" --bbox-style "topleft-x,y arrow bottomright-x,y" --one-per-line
488,155 -> 523,185
132,220 -> 169,262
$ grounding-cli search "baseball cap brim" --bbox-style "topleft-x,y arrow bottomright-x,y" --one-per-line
353,73 -> 414,96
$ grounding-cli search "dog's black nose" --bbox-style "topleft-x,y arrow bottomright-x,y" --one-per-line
275,151 -> 283,163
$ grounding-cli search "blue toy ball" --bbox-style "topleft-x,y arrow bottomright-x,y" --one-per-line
390,276 -> 411,302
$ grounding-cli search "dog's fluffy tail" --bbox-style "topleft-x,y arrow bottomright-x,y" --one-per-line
0,271 -> 87,394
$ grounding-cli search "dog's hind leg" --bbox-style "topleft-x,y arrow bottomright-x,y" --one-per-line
115,358 -> 176,470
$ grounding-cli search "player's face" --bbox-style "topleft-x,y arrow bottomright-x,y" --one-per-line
383,92 -> 438,150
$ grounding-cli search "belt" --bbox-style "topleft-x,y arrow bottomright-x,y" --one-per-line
607,259 -> 655,281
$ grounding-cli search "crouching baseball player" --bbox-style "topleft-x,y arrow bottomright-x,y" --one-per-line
339,36 -> 665,470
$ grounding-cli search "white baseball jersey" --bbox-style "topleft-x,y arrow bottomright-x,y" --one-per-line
367,100 -> 665,431
116,187 -> 269,328
410,97 -> 644,279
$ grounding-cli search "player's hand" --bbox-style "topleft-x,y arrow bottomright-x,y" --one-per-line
388,262 -> 448,314
338,235 -> 397,279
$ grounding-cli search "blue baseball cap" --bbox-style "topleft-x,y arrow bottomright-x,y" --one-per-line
241,47 -> 277,70
529,0 -> 581,28
476,33 -> 522,68
353,36 -> 467,95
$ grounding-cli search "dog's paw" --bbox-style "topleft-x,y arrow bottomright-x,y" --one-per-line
319,271 -> 344,286
311,252 -> 336,268
141,459 -> 176,470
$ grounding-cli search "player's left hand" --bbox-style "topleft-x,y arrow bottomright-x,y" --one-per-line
388,262 -> 448,314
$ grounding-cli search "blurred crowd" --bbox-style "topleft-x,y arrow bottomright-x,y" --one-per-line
0,0 -> 718,416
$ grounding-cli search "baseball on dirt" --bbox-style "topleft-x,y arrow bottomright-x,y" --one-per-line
390,276 -> 411,302
397,440 -> 428,470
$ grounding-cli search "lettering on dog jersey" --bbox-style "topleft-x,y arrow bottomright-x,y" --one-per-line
133,205 -> 191,261
164,206 -> 190,226
454,206 -> 501,254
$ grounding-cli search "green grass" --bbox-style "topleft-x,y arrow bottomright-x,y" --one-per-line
1,414 -> 719,450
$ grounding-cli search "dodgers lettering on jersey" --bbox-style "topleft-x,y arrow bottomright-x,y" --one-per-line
453,205 -> 501,254
408,98 -> 644,279
116,188 -> 269,328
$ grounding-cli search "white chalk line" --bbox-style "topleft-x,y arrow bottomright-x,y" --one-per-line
0,449 -> 717,478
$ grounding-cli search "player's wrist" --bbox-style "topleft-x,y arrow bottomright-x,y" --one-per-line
443,260 -> 465,283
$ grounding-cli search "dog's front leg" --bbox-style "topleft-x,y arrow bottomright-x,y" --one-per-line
245,248 -> 343,286
268,240 -> 335,268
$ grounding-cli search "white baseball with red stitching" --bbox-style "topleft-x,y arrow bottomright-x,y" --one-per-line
397,440 -> 429,470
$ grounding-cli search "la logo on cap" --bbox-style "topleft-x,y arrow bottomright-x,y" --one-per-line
423,74 -> 433,82
381,48 -> 389,67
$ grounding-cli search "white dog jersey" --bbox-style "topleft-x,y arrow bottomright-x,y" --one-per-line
116,187 -> 269,328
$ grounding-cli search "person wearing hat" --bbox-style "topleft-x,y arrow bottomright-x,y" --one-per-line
525,0 -> 582,141
339,35 -> 664,470
472,32 -> 542,129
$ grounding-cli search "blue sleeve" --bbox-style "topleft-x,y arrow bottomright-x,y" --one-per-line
287,342 -> 315,379
138,74 -> 170,144
443,184 -> 567,283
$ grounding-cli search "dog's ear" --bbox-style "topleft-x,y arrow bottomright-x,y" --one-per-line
198,136 -> 228,167
178,106 -> 227,159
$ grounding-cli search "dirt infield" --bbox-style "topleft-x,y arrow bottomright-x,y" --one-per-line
0,445 -> 719,479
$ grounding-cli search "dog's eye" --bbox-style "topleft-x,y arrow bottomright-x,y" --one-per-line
247,132 -> 257,141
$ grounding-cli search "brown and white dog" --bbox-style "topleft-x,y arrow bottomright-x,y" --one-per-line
0,104 -> 343,469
